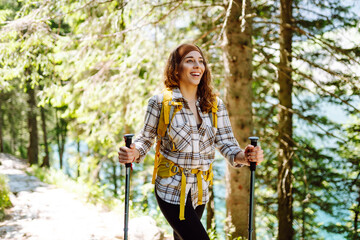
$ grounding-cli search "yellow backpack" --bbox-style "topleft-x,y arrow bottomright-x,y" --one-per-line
151,88 -> 218,220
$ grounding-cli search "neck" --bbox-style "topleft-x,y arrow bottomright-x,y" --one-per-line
179,83 -> 198,102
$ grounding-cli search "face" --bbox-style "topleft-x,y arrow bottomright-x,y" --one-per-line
178,51 -> 205,87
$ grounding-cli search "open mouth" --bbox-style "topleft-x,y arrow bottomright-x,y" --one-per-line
190,72 -> 201,77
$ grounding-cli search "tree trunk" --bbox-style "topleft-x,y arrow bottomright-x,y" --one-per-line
354,188 -> 360,240
301,187 -> 307,240
90,157 -> 102,183
40,106 -> 50,167
277,0 -> 294,239
223,0 -> 254,238
55,109 -> 67,169
206,184 -> 216,232
112,160 -> 118,197
26,79 -> 39,165
9,108 -> 17,154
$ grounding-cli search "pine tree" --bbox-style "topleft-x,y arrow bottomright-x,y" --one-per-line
277,0 -> 294,238
223,0 -> 254,238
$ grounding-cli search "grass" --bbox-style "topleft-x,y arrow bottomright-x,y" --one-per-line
0,174 -> 12,221
26,165 -> 176,237
27,165 -> 122,211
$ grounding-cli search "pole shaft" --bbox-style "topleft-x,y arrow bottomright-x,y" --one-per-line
248,169 -> 255,240
248,136 -> 258,240
124,166 -> 131,240
123,134 -> 134,240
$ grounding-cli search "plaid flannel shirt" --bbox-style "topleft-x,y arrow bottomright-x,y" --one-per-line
134,88 -> 243,208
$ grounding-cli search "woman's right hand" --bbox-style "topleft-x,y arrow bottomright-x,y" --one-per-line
118,144 -> 140,165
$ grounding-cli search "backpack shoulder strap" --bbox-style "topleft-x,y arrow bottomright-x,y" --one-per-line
157,89 -> 173,137
208,97 -> 218,128
152,88 -> 182,184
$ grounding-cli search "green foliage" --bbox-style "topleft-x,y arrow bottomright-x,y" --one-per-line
207,219 -> 219,240
0,174 -> 12,221
0,0 -> 359,238
324,114 -> 360,239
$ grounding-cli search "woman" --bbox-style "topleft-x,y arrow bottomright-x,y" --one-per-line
118,43 -> 264,240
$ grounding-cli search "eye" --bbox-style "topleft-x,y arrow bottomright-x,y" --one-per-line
186,59 -> 193,63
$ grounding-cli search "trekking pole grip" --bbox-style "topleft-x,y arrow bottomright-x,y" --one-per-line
124,134 -> 135,168
249,136 -> 259,171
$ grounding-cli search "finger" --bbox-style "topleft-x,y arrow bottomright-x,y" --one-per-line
119,159 -> 133,164
119,146 -> 128,153
118,150 -> 129,155
130,143 -> 136,149
250,152 -> 263,161
253,147 -> 262,154
118,150 -> 129,156
118,152 -> 133,161
246,145 -> 254,151
119,156 -> 130,162
247,155 -> 256,162
249,156 -> 257,162
118,154 -> 133,161
251,150 -> 260,156
255,155 -> 264,162
120,146 -> 134,153
248,152 -> 257,158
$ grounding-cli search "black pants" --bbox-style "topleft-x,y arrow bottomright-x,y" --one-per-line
155,189 -> 210,240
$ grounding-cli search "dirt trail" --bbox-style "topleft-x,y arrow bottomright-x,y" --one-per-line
0,153 -> 165,240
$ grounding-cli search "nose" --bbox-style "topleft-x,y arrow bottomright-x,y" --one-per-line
193,60 -> 200,68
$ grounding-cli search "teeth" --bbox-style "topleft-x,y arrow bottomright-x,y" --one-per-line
191,73 -> 200,76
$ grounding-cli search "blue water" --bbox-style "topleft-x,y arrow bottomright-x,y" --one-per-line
293,97 -> 356,240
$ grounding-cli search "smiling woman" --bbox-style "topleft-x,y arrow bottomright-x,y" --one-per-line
178,51 -> 205,88
118,43 -> 264,240
163,43 -> 216,114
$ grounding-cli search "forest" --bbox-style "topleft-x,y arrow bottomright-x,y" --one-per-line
0,0 -> 359,239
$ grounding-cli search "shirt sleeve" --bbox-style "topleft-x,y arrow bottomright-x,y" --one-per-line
133,95 -> 161,163
215,98 -> 245,168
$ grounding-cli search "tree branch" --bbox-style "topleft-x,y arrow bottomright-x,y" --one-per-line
256,45 -> 360,113
217,0 -> 233,43
194,25 -> 221,43
275,102 -> 346,142
95,1 -> 183,39
293,69 -> 360,113
290,24 -> 360,65
293,54 -> 360,92
293,6 -> 332,23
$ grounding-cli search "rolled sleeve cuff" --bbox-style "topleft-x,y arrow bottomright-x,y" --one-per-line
134,142 -> 147,163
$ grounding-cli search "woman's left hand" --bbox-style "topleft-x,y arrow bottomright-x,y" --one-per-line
244,145 -> 264,165
235,145 -> 264,166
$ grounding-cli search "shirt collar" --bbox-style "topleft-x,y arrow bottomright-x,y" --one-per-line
172,87 -> 200,103
172,87 -> 183,100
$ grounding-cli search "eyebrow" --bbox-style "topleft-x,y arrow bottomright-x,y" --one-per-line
184,56 -> 203,59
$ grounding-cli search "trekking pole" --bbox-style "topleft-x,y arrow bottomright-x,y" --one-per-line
123,134 -> 134,240
248,136 -> 259,240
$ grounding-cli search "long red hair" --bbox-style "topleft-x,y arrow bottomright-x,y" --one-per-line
163,43 -> 216,113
